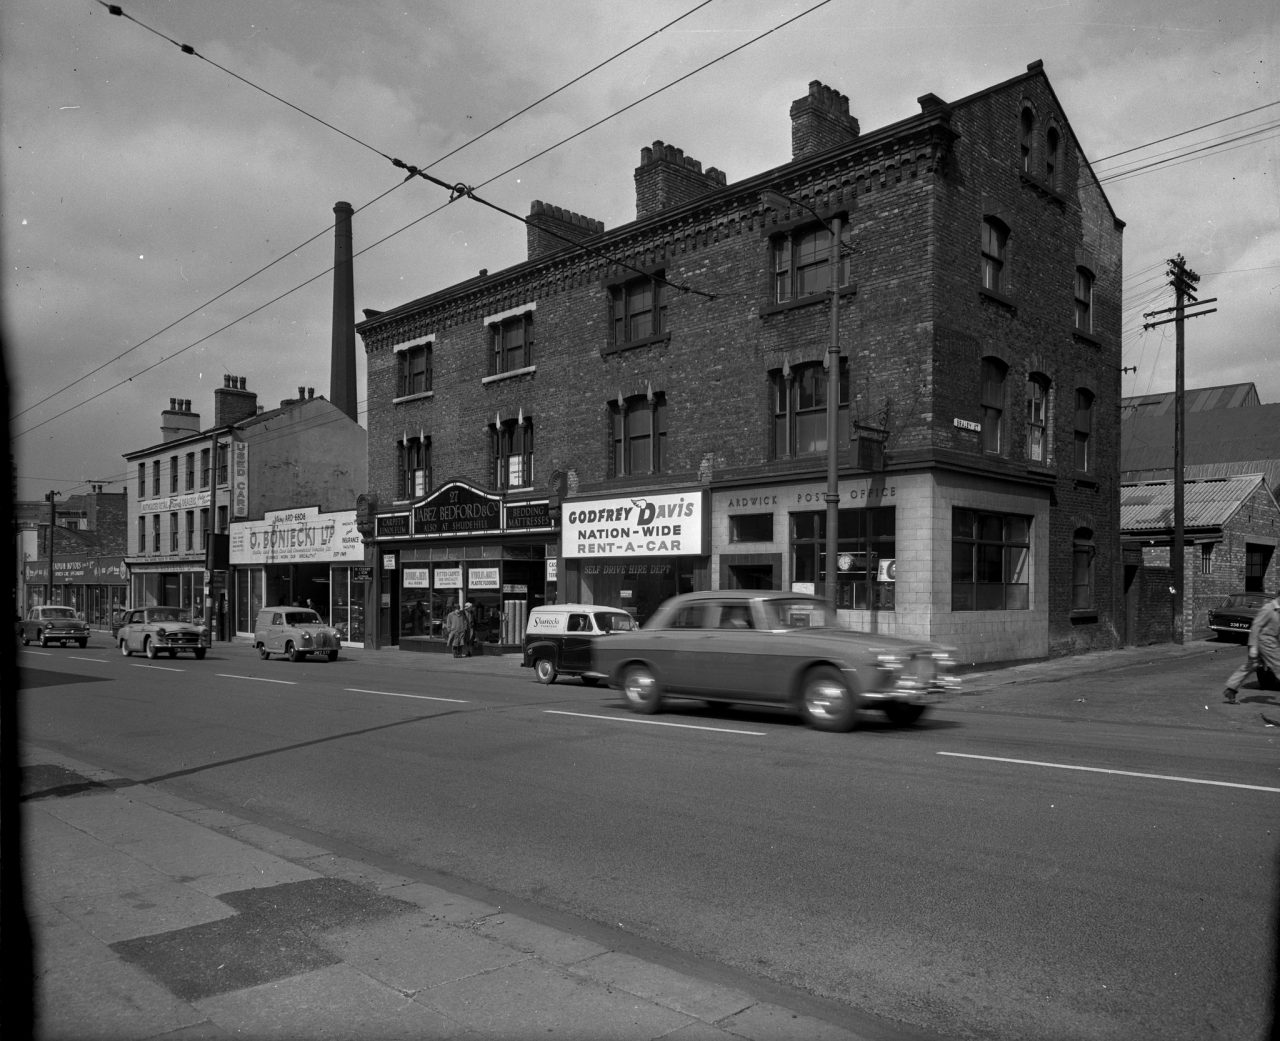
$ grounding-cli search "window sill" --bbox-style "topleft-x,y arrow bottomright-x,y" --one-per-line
1069,610 -> 1099,625
1073,473 -> 1099,490
393,390 -> 433,404
978,287 -> 1017,313
760,284 -> 856,318
601,333 -> 669,357
1071,328 -> 1101,348
482,365 -> 537,385
1020,171 -> 1067,206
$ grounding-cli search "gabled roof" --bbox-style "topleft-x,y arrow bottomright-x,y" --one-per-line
1121,474 -> 1276,534
1121,382 -> 1260,418
1121,402 -> 1280,475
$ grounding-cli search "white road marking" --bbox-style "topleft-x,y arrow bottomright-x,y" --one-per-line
546,710 -> 767,735
216,673 -> 296,685
938,752 -> 1280,794
346,688 -> 469,703
69,656 -> 109,663
132,664 -> 185,673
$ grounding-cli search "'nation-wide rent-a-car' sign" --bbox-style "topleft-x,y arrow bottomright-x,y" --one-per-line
561,490 -> 706,558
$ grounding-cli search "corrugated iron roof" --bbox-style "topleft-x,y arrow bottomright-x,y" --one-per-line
1121,402 -> 1280,472
1121,474 -> 1268,532
1121,382 -> 1260,418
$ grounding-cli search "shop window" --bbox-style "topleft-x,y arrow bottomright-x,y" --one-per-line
1073,528 -> 1096,611
609,274 -> 666,350
981,218 -> 1009,295
1074,388 -> 1094,471
492,418 -> 533,491
610,393 -> 667,476
1026,374 -> 1051,464
491,311 -> 534,375
790,507 -> 896,610
770,359 -> 849,459
398,341 -> 432,397
399,436 -> 430,499
981,357 -> 1008,456
729,513 -> 774,543
951,508 -> 1030,611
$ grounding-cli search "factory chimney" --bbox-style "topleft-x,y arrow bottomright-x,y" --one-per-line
330,201 -> 358,422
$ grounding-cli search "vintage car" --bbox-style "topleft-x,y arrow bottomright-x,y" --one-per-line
254,606 -> 342,662
522,603 -> 638,684
593,589 -> 960,732
1208,591 -> 1276,641
19,605 -> 90,648
117,606 -> 211,659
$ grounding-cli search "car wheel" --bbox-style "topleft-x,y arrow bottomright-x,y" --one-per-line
194,648 -> 207,660
38,631 -> 48,648
144,638 -> 158,659
327,650 -> 338,662
78,639 -> 88,649
534,656 -> 557,684
258,644 -> 270,660
621,663 -> 662,714
286,641 -> 303,662
119,639 -> 131,657
800,666 -> 858,732
884,702 -> 926,726
21,632 -> 30,646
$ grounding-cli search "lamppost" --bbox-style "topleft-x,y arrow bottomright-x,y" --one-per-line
761,190 -> 844,609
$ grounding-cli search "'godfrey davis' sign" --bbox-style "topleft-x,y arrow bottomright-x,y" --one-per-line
562,490 -> 707,558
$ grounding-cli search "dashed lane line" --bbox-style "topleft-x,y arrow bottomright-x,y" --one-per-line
546,709 -> 767,736
216,673 -> 296,685
938,751 -> 1280,793
346,688 -> 469,704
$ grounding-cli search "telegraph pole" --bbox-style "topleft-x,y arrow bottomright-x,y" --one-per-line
45,490 -> 61,604
1142,255 -> 1216,644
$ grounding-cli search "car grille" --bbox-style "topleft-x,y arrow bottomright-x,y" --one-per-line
164,632 -> 203,646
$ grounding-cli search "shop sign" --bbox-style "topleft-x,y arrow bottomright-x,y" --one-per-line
139,490 -> 212,515
383,554 -> 397,570
502,584 -> 528,595
404,567 -> 431,588
414,482 -> 502,536
25,556 -> 127,584
229,507 -> 362,565
505,501 -> 553,531
232,441 -> 250,517
561,490 -> 706,558
434,566 -> 462,589
546,559 -> 558,582
377,513 -> 411,538
351,566 -> 373,582
468,567 -> 500,590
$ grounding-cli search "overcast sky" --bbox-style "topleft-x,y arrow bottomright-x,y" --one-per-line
3,0 -> 1277,503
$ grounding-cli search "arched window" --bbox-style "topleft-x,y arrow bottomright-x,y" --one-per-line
1020,106 -> 1035,173
1046,125 -> 1062,190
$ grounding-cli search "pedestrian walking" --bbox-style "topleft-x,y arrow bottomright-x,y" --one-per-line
462,601 -> 476,657
1222,593 -> 1280,703
444,601 -> 468,658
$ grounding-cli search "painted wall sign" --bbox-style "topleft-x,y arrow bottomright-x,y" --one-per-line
138,490 -> 212,515
229,507 -> 362,564
561,490 -> 706,558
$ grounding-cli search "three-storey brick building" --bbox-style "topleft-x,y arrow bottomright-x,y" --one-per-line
356,61 -> 1124,662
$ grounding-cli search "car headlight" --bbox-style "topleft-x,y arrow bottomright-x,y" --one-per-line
155,627 -> 167,638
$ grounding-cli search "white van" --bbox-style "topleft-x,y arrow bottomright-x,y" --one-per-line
522,603 -> 638,684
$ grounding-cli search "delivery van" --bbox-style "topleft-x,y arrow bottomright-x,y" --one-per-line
522,603 -> 637,685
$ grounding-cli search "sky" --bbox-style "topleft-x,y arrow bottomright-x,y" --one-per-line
3,0 -> 1277,503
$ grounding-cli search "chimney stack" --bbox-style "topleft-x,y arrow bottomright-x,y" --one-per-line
214,374 -> 258,427
330,201 -> 358,423
634,141 -> 726,220
790,81 -> 859,160
160,396 -> 201,442
526,201 -> 604,261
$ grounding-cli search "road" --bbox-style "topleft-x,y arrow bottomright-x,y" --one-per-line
17,639 -> 1279,1041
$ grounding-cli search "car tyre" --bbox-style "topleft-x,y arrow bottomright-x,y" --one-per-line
144,638 -> 158,660
119,639 -> 131,657
78,639 -> 88,649
21,632 -> 30,646
39,631 -> 48,648
194,648 -> 207,660
534,656 -> 557,684
258,644 -> 270,660
621,663 -> 662,714
327,650 -> 338,662
286,641 -> 303,663
800,666 -> 858,732
884,702 -> 926,726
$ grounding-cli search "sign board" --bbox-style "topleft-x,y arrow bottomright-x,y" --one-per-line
376,514 -> 411,539
505,501 -> 553,531
413,482 -> 503,536
434,566 -> 462,589
877,558 -> 897,582
231,441 -> 250,517
403,567 -> 431,588
561,490 -> 707,558
953,418 -> 982,432
229,508 -> 363,565
467,566 -> 500,590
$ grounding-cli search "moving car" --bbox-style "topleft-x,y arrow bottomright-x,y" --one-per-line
1208,591 -> 1276,641
117,606 -> 210,659
254,606 -> 342,662
522,603 -> 638,684
593,589 -> 959,732
20,605 -> 90,648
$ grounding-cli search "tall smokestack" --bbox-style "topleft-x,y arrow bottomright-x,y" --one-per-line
330,201 -> 358,422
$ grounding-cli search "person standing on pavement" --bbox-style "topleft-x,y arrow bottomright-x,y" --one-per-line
444,601 -> 468,658
461,601 -> 476,657
1223,593 -> 1280,703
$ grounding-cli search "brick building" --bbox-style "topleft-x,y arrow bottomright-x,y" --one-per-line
356,61 -> 1124,663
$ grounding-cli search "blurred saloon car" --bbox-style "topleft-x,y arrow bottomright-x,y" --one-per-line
593,589 -> 959,732
117,606 -> 211,659
20,605 -> 90,648
1208,592 -> 1276,642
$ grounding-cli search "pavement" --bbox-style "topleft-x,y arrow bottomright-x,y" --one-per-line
15,636 -> 1278,1041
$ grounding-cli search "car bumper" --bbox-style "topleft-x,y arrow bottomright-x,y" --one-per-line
1209,622 -> 1250,636
39,628 -> 89,640
153,634 -> 211,650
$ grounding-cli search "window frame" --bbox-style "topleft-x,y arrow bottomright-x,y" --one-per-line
981,218 -> 1009,296
1073,388 -> 1094,472
398,341 -> 432,398
770,359 -> 850,460
1074,267 -> 1094,334
398,436 -> 431,500
492,419 -> 533,491
610,393 -> 667,477
1026,374 -> 1050,464
981,357 -> 1008,456
769,223 -> 853,307
1072,528 -> 1096,612
951,508 -> 1031,612
200,447 -> 211,489
490,312 -> 534,376
608,273 -> 668,351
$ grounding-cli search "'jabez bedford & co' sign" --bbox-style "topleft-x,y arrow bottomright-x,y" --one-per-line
413,482 -> 502,536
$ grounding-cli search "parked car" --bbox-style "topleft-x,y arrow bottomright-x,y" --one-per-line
254,607 -> 342,662
593,589 -> 960,732
1208,592 -> 1277,641
117,606 -> 210,659
19,605 -> 90,648
522,603 -> 638,684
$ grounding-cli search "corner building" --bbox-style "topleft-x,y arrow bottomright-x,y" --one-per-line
357,61 -> 1123,663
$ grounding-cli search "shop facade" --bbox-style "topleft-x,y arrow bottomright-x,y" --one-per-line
23,555 -> 128,626
370,481 -> 556,650
229,506 -> 368,644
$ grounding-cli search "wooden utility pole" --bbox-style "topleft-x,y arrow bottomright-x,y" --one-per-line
45,490 -> 60,604
1142,255 -> 1216,644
